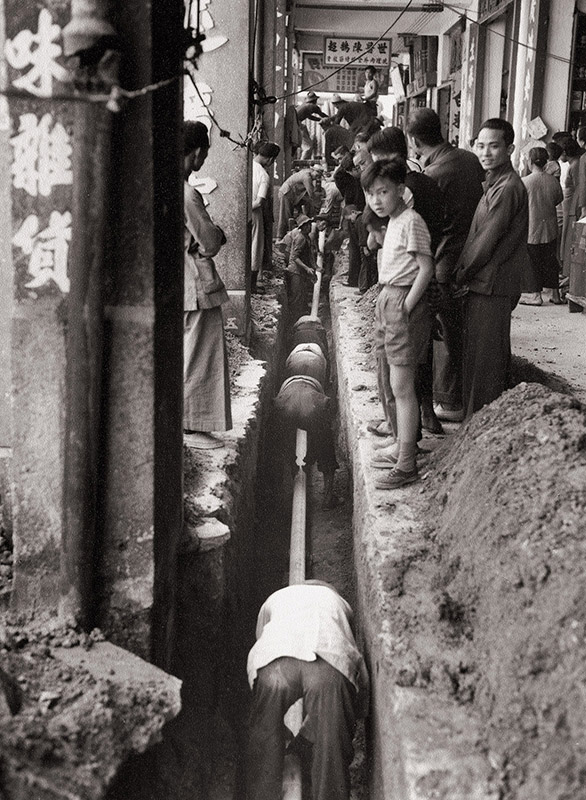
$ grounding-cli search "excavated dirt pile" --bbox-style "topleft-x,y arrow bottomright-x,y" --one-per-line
408,382 -> 586,799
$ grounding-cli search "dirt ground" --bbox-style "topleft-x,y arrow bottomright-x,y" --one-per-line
376,382 -> 586,800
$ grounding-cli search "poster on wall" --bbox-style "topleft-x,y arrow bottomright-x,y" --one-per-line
302,53 -> 389,95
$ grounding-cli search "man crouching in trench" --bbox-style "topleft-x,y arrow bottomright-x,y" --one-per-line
245,580 -> 369,800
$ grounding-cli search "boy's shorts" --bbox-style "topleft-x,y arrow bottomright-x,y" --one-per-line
374,284 -> 432,367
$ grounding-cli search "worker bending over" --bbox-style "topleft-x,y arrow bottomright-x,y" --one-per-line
245,581 -> 369,800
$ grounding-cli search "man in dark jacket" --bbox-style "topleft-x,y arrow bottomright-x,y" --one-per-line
454,118 -> 528,418
329,94 -> 378,139
407,108 -> 485,422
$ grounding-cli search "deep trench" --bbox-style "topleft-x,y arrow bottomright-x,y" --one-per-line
212,297 -> 369,800
104,290 -> 369,800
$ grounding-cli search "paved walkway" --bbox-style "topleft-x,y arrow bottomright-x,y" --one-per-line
511,300 -> 586,404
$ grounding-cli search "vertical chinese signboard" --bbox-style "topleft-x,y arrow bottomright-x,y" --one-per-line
5,4 -> 74,301
2,1 -> 74,608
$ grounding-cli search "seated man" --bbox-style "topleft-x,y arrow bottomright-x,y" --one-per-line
246,581 -> 369,800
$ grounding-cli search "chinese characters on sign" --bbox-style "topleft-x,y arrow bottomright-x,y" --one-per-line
5,7 -> 73,296
10,113 -> 72,197
13,211 -> 72,293
323,38 -> 391,68
5,7 -> 68,98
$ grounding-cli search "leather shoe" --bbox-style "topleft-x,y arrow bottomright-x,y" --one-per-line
375,466 -> 419,489
433,402 -> 464,423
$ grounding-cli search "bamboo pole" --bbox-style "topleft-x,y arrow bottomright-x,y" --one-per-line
283,427 -> 308,799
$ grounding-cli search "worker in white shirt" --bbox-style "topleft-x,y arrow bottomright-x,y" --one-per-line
245,581 -> 369,800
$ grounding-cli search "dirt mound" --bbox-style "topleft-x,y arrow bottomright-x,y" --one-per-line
420,383 -> 586,799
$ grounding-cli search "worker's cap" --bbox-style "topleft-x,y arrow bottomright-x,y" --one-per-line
331,93 -> 344,104
310,164 -> 326,173
306,91 -> 319,101
295,214 -> 313,227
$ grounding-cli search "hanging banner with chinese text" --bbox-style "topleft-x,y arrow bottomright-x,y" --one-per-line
323,38 -> 391,68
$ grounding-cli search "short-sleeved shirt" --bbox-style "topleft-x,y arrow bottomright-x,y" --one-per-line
378,206 -> 431,286
252,160 -> 270,205
247,584 -> 369,716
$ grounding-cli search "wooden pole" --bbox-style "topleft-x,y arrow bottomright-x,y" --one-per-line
283,427 -> 308,799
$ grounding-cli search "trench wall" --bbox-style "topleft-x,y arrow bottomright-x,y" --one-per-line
331,280 -> 586,800
106,297 -> 288,800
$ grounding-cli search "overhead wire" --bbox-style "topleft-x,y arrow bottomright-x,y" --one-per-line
2,1 -> 578,145
444,2 -> 574,68
275,0 -> 415,101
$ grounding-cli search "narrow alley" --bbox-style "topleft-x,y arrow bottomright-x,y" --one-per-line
2,1 -> 586,800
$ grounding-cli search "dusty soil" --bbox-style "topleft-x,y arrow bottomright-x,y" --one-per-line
0,625 -> 177,799
378,383 -> 586,800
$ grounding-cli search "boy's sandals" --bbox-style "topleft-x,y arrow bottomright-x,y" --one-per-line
366,419 -> 394,437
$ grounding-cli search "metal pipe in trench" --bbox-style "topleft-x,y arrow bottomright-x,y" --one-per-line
283,428 -> 308,800
283,230 -> 325,798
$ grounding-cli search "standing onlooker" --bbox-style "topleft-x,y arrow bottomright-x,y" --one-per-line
406,107 -> 485,423
183,121 -> 232,449
520,147 -> 564,306
334,154 -> 365,287
575,126 -> 586,221
559,135 -> 582,274
277,166 -> 322,238
455,118 -> 529,419
360,66 -> 379,115
245,581 -> 369,800
251,142 -> 280,294
545,141 -> 563,180
367,126 -> 445,437
361,158 -> 435,489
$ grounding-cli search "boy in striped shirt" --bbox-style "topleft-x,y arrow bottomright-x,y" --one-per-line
361,158 -> 434,488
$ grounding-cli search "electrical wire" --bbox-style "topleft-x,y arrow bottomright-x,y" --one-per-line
185,60 -> 249,148
275,0 -> 415,101
444,2 -> 574,68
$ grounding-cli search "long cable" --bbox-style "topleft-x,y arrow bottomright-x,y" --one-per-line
275,0 -> 415,101
444,2 -> 574,68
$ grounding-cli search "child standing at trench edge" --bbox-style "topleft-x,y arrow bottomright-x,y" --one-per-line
361,158 -> 434,489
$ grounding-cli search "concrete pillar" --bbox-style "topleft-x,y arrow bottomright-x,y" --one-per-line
512,0 -> 550,168
459,14 -> 482,148
2,0 -> 184,670
0,3 -> 13,543
274,0 -> 288,186
187,0 -> 253,338
98,0 -> 184,666
261,0 -> 277,142
2,0 -> 74,616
